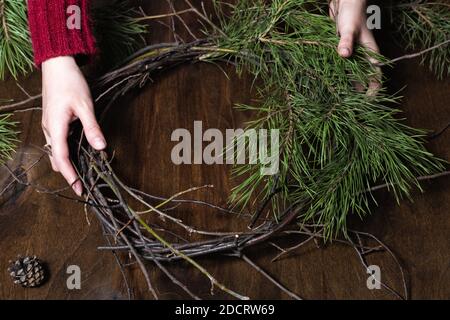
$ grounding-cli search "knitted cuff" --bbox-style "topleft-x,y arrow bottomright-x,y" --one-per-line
27,0 -> 97,67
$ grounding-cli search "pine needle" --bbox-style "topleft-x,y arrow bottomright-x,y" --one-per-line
0,113 -> 17,164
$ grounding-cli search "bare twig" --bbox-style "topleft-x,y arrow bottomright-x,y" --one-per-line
368,171 -> 450,193
376,38 -> 450,67
429,122 -> 450,140
0,94 -> 42,113
239,253 -> 303,300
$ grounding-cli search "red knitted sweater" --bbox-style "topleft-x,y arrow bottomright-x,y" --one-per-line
27,0 -> 97,67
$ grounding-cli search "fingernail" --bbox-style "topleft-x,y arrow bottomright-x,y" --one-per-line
94,137 -> 106,150
339,47 -> 350,57
73,184 -> 83,197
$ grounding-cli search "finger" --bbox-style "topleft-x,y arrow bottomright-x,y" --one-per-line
359,28 -> 382,95
42,124 -> 58,172
77,105 -> 107,151
50,118 -> 83,196
352,81 -> 366,93
359,27 -> 380,60
336,0 -> 364,57
338,31 -> 355,58
329,0 -> 339,20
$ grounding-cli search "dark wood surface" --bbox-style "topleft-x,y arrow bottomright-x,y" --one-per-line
0,1 -> 448,300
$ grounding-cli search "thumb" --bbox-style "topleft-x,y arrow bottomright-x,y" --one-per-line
77,105 -> 107,150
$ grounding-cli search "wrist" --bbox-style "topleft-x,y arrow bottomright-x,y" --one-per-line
42,56 -> 78,72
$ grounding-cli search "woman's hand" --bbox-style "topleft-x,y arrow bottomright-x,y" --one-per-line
41,56 -> 106,196
330,0 -> 381,93
330,0 -> 379,57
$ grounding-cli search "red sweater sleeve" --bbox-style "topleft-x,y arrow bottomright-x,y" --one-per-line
27,0 -> 97,67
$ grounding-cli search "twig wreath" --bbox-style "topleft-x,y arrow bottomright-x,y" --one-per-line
1,0 -> 449,300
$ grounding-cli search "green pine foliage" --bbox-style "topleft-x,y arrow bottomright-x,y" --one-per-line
92,0 -> 147,68
395,1 -> 450,78
0,113 -> 17,164
208,0 -> 445,238
0,0 -> 447,238
0,0 -> 33,79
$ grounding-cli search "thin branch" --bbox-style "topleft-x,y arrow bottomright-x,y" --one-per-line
0,0 -> 9,40
429,122 -> 450,140
135,8 -> 196,21
0,94 -> 42,113
376,38 -> 450,66
368,171 -> 450,193
239,253 -> 303,300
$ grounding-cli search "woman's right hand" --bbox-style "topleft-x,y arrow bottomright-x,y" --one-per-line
329,0 -> 381,94
41,56 -> 106,196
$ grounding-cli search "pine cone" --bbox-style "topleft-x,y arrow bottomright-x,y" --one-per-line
8,256 -> 46,288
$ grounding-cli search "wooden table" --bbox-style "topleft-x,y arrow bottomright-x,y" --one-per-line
0,0 -> 448,299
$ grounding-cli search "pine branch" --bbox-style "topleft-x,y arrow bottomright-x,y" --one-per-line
92,0 -> 148,69
211,0 -> 446,239
0,0 -> 33,79
394,1 -> 450,78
